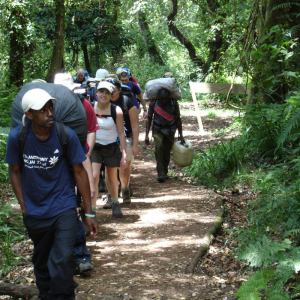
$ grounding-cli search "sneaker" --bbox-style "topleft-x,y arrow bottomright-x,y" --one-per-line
78,261 -> 93,274
157,176 -> 165,183
112,201 -> 123,218
103,194 -> 112,209
122,187 -> 131,204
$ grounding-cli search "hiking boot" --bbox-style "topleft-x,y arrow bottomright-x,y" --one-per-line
122,187 -> 131,204
163,175 -> 169,180
103,194 -> 112,209
157,176 -> 165,183
129,185 -> 133,197
112,201 -> 123,218
77,261 -> 93,274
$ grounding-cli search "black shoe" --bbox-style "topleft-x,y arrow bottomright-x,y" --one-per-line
163,175 -> 169,180
112,201 -> 123,218
129,184 -> 133,197
77,261 -> 93,274
157,176 -> 165,183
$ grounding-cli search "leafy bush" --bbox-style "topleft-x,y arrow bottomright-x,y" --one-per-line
0,87 -> 17,128
0,134 -> 8,183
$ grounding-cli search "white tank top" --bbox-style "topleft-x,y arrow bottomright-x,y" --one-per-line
95,116 -> 118,145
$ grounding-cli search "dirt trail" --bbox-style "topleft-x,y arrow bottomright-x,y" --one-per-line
74,110 -> 224,300
1,102 -> 241,300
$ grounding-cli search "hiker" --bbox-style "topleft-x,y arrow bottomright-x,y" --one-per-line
5,88 -> 98,300
102,78 -> 139,207
54,72 -> 98,274
116,67 -> 140,88
118,71 -> 147,118
145,88 -> 185,183
88,68 -> 109,102
73,68 -> 89,84
91,81 -> 127,218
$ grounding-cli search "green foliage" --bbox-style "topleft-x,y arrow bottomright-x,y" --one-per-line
185,137 -> 250,188
234,268 -> 276,299
0,134 -> 9,183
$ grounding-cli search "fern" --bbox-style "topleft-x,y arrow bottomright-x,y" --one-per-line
272,2 -> 300,12
234,268 -> 275,299
237,236 -> 292,268
277,108 -> 300,147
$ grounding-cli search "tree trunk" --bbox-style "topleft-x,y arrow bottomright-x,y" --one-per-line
82,44 -> 91,74
8,6 -> 26,87
0,282 -> 38,299
45,0 -> 65,83
137,10 -> 165,66
167,0 -> 207,73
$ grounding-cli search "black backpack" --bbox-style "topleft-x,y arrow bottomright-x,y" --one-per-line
121,84 -> 135,104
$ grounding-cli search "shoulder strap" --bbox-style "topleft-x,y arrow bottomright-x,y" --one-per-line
110,104 -> 117,124
18,121 -> 31,158
55,121 -> 69,161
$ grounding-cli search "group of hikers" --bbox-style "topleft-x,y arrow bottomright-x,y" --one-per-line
5,67 -> 185,299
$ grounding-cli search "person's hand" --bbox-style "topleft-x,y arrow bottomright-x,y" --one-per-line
132,145 -> 139,157
120,156 -> 127,171
86,217 -> 99,238
145,136 -> 150,146
143,111 -> 147,119
21,205 -> 27,216
180,136 -> 185,145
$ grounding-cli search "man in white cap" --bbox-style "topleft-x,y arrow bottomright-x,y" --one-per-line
5,88 -> 98,300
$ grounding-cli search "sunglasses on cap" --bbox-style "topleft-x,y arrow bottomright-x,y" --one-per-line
106,78 -> 119,85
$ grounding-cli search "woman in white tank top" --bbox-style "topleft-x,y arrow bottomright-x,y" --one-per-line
91,81 -> 126,218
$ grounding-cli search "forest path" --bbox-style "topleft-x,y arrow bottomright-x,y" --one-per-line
74,106 -> 227,300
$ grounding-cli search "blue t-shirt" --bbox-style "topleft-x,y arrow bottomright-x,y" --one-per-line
127,81 -> 141,109
5,124 -> 87,219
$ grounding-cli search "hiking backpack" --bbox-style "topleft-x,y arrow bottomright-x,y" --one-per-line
11,82 -> 87,147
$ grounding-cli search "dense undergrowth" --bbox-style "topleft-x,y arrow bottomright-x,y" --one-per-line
186,91 -> 300,299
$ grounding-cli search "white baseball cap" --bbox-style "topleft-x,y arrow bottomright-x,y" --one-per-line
54,73 -> 81,90
97,81 -> 115,93
22,88 -> 57,112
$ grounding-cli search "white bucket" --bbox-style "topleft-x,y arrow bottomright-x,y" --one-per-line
173,141 -> 194,167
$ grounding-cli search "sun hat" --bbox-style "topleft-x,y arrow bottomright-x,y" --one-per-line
95,69 -> 109,81
22,88 -> 57,125
54,73 -> 81,90
96,81 -> 115,93
163,72 -> 173,78
116,68 -> 127,76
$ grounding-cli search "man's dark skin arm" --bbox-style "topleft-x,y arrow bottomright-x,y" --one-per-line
175,116 -> 185,145
145,115 -> 152,145
72,163 -> 99,238
9,164 -> 27,215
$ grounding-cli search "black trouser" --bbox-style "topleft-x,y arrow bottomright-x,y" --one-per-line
23,208 -> 78,300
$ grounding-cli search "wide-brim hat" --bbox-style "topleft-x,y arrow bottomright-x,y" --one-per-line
54,73 -> 81,90
95,69 -> 109,81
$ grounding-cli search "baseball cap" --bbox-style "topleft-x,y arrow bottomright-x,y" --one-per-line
22,88 -> 57,112
97,81 -> 115,93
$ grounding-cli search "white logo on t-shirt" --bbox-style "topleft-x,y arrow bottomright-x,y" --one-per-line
54,149 -> 59,154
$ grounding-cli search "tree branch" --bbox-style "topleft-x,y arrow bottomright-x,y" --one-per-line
190,0 -> 217,18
